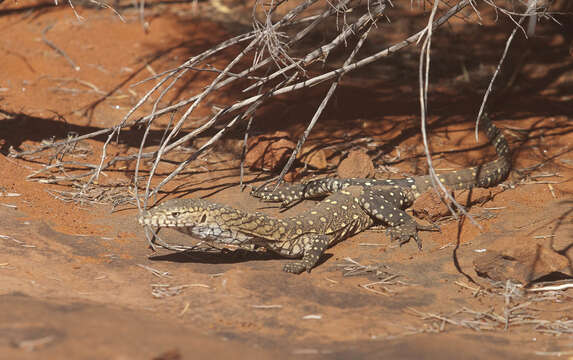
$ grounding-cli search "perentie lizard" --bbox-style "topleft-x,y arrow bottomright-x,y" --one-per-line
138,116 -> 511,274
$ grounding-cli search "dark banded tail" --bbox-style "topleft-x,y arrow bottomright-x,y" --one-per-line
415,115 -> 511,192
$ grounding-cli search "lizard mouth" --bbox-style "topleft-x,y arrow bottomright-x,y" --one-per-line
138,213 -> 204,228
137,214 -> 148,225
137,213 -> 171,227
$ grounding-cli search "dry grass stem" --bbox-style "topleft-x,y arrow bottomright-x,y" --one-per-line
42,24 -> 80,72
251,304 -> 284,309
338,257 -> 393,278
137,264 -> 172,278
409,279 -> 573,335
151,283 -> 210,298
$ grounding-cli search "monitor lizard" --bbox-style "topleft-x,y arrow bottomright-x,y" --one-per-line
138,115 -> 510,274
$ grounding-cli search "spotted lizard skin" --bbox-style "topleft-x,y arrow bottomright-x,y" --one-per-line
139,116 -> 510,274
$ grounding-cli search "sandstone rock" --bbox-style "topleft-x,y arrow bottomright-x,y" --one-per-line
473,245 -> 571,284
299,146 -> 328,170
412,187 -> 494,221
245,131 -> 295,171
337,150 -> 374,178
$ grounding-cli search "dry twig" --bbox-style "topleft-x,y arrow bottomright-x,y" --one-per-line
12,1 -> 557,217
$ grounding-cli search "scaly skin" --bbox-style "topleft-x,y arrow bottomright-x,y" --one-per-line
139,116 -> 510,274
139,186 -> 379,274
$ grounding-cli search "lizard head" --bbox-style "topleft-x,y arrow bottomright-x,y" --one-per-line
138,198 -> 254,245
137,198 -> 217,228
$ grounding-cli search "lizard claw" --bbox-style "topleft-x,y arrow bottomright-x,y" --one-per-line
283,262 -> 309,274
418,222 -> 441,233
386,221 -> 438,250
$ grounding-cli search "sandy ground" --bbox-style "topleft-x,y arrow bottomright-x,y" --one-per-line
1,1 -> 572,359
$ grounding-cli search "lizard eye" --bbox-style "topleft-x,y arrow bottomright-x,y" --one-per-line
199,214 -> 207,223
170,211 -> 180,217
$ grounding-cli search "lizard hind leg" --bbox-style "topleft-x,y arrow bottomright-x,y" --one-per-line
282,234 -> 330,274
357,188 -> 439,250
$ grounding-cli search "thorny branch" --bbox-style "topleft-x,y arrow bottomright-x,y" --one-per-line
12,0 -> 556,213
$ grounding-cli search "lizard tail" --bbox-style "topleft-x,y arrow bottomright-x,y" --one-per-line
424,114 -> 511,191
472,114 -> 512,188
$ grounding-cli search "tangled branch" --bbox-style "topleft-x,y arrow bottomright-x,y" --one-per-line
12,0 -> 556,211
